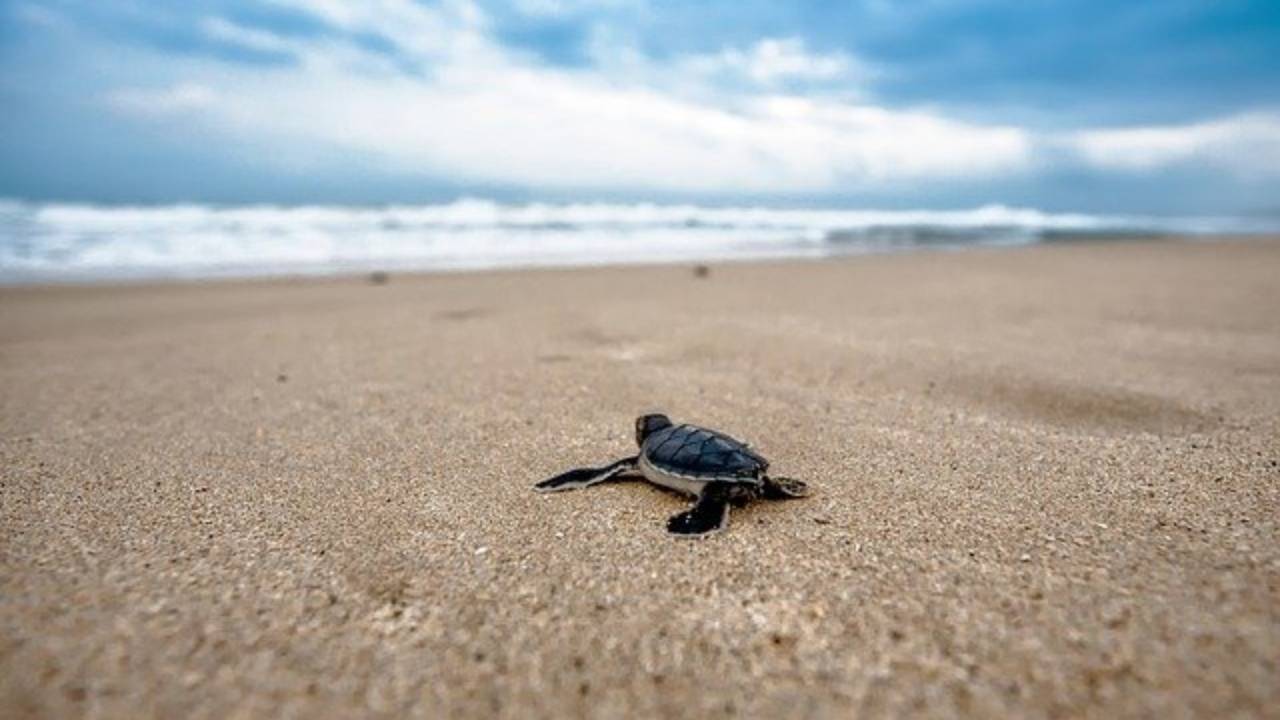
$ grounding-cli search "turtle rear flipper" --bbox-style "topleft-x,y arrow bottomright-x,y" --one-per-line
534,457 -> 637,493
667,482 -> 732,536
762,476 -> 809,499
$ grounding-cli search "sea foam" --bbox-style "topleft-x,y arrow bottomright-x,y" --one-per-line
0,198 -> 1270,283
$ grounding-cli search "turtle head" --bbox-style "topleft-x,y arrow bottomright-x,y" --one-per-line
635,413 -> 672,447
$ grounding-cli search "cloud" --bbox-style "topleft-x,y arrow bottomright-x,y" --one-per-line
94,0 -> 1036,193
218,72 -> 1030,191
106,83 -> 219,116
509,0 -> 639,18
1068,113 -> 1280,176
200,17 -> 298,56
685,38 -> 862,85
269,0 -> 495,63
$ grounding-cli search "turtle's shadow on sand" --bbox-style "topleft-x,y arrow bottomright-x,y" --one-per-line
589,474 -> 798,529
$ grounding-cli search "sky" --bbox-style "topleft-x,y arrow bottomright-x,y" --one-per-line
1,0 -> 1278,214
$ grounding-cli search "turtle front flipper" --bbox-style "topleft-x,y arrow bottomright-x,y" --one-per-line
667,482 -> 733,536
762,475 -> 809,499
534,457 -> 637,493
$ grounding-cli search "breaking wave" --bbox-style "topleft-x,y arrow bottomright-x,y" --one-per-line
0,198 -> 1272,283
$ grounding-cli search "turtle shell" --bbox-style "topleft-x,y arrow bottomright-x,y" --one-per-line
641,424 -> 767,481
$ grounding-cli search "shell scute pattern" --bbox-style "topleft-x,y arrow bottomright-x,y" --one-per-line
644,424 -> 767,480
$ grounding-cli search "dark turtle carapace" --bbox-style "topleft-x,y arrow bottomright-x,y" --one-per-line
535,414 -> 809,536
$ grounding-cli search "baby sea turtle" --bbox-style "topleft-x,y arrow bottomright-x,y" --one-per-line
535,414 -> 809,536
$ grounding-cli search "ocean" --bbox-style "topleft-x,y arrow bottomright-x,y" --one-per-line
0,198 -> 1272,284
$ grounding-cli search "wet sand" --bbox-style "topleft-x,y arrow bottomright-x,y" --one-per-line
2,239 -> 1278,718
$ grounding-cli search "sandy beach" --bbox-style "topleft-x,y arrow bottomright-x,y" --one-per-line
2,238 -> 1278,718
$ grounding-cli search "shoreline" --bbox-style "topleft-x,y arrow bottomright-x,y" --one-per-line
1,232 -> 1272,290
